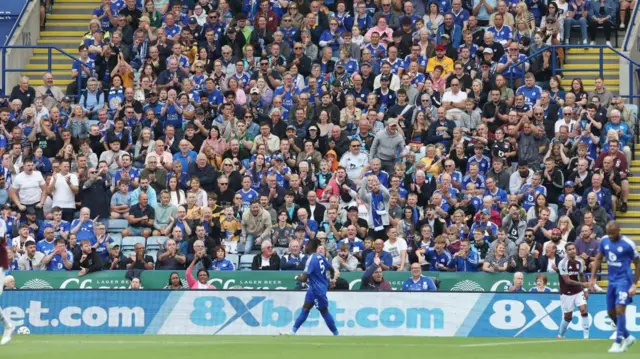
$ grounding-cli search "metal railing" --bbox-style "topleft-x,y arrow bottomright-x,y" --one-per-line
507,44 -> 640,159
0,45 -> 90,100
623,0 -> 639,51
3,0 -> 31,47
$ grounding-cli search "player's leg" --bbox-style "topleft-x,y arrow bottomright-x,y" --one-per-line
316,294 -> 338,336
289,292 -> 315,334
0,269 -> 13,345
558,295 -> 573,338
578,303 -> 589,339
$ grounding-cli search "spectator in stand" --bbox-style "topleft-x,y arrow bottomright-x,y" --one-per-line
251,240 -> 280,270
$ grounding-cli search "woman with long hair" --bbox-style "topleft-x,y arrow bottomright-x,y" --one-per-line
570,78 -> 588,107
164,272 -> 183,289
527,193 -> 558,223
557,215 -> 576,243
200,126 -> 227,156
168,176 -> 186,207
397,207 -> 417,244
424,2 -> 443,37
144,0 -> 163,29
249,153 -> 268,190
134,128 -> 156,168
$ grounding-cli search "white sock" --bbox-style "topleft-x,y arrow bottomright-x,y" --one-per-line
581,315 -> 589,338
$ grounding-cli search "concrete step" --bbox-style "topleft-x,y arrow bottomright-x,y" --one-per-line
621,228 -> 640,235
563,63 -> 619,69
555,70 -> 618,77
566,48 -> 619,54
561,79 -> 619,86
29,59 -> 74,66
54,4 -> 96,9
45,25 -> 90,31
50,7 -> 95,14
25,64 -> 72,70
37,38 -> 83,45
47,14 -> 93,20
33,48 -> 77,55
27,79 -> 73,87
41,31 -> 86,37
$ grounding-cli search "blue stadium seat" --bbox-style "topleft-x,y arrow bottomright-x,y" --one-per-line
239,255 -> 253,270
108,219 -> 128,233
109,233 -> 122,247
146,236 -> 168,250
227,254 -> 240,270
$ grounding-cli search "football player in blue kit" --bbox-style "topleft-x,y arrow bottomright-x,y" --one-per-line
282,239 -> 340,335
590,221 -> 640,353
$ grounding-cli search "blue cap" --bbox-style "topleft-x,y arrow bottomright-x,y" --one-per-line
564,181 -> 576,187
273,154 -> 284,161
481,208 -> 491,215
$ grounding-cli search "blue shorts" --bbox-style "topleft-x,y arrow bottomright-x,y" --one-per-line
128,227 -> 151,236
606,281 -> 633,310
304,290 -> 328,311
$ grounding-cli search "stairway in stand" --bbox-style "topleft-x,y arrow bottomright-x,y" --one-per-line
561,47 -> 619,94
25,0 -> 98,87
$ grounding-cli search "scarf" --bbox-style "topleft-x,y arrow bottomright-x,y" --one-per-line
371,190 -> 387,231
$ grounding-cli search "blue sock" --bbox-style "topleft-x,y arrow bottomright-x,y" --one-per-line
293,308 -> 310,333
616,314 -> 626,343
559,320 -> 570,337
321,310 -> 339,335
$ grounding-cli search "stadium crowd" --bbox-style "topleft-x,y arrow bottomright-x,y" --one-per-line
0,0 -> 634,281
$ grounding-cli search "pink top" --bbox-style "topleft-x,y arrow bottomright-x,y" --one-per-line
186,267 -> 216,289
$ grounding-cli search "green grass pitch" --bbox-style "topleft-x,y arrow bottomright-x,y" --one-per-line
0,336 -> 636,358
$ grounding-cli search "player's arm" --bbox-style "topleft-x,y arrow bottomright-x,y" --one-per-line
560,259 -> 588,287
296,272 -> 309,283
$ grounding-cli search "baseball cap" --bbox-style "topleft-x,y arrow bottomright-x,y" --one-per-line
551,228 -> 561,235
440,34 -> 450,39
286,125 -> 296,131
195,107 -> 205,115
189,17 -> 198,25
25,238 -> 36,246
483,48 -> 494,54
26,206 -> 36,215
387,118 -> 399,127
435,44 -> 446,51
335,60 -> 345,68
250,87 -> 260,95
148,90 -> 158,96
62,96 -> 72,103
480,60 -> 492,67
380,74 -> 391,82
110,242 -> 120,249
481,208 -> 491,216
564,181 -> 576,187
236,13 -> 247,21
347,206 -> 358,212
273,154 -> 284,161
94,28 -> 104,34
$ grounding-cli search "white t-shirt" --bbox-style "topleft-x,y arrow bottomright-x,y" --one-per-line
11,171 -> 45,205
51,173 -> 79,209
384,238 -> 408,267
339,152 -> 368,181
442,90 -> 468,114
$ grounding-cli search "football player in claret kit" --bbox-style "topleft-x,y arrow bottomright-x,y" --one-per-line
282,239 -> 340,336
590,221 -> 640,353
0,233 -> 14,345
557,242 -> 590,339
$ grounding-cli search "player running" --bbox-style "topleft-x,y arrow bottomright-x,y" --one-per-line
590,221 -> 639,353
0,233 -> 14,345
282,239 -> 340,336
557,242 -> 590,339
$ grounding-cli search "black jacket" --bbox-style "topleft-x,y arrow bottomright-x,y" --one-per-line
537,255 -> 561,272
80,178 -> 111,220
105,127 -> 133,150
251,253 -> 281,270
305,202 -> 326,224
187,163 -> 218,192
73,249 -> 103,273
